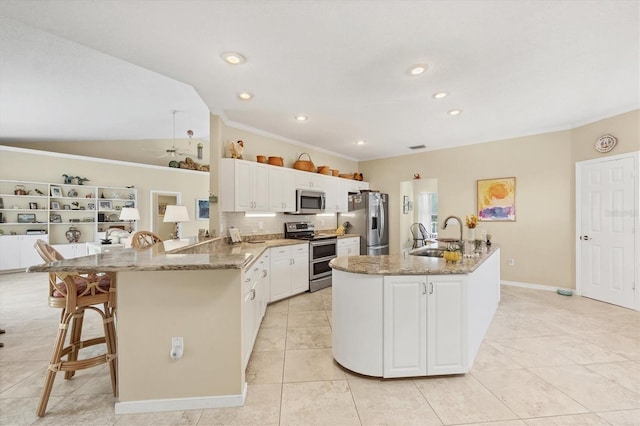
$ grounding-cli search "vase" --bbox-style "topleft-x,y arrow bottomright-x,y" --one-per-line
65,226 -> 81,243
466,228 -> 476,242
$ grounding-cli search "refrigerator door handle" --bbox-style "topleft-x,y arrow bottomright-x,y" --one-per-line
379,199 -> 385,243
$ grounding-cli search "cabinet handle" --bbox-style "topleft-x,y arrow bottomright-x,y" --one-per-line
422,282 -> 427,294
245,278 -> 251,283
250,289 -> 256,300
429,282 -> 434,294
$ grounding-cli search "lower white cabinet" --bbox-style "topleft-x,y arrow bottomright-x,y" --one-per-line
337,236 -> 360,257
270,243 -> 309,302
0,234 -> 48,271
52,243 -> 87,259
243,251 -> 270,368
383,274 -> 467,377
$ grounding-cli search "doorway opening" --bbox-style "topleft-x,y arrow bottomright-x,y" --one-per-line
150,190 -> 182,241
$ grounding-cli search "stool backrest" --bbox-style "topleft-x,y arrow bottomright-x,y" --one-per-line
131,231 -> 163,249
34,239 -> 65,262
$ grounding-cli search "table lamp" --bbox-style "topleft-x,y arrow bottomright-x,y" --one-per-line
119,207 -> 140,232
163,205 -> 189,239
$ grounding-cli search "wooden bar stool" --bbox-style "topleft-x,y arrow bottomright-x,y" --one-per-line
34,239 -> 117,417
131,230 -> 163,249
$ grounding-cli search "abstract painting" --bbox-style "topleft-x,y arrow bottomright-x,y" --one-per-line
477,177 -> 516,221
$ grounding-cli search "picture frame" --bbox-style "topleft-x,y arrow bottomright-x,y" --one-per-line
50,186 -> 63,197
50,201 -> 61,210
402,195 -> 410,214
477,177 -> 516,222
0,198 -> 4,209
63,204 -> 71,210
158,203 -> 167,215
50,214 -> 62,223
29,202 -> 38,210
196,198 -> 210,220
98,200 -> 113,211
17,213 -> 36,223
124,200 -> 135,208
87,203 -> 95,210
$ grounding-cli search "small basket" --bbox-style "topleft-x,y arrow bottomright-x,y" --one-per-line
317,166 -> 331,175
331,169 -> 340,176
293,153 -> 316,172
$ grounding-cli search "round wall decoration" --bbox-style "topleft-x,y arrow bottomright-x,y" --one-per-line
594,134 -> 617,153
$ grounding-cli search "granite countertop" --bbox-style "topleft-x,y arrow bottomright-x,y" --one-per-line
27,238 -> 306,274
330,246 -> 499,275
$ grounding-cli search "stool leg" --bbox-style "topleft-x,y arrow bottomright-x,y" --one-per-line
102,305 -> 117,396
64,311 -> 84,380
37,310 -> 71,417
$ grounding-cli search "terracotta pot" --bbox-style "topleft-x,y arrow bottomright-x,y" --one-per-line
332,169 -> 340,176
256,155 -> 267,163
268,156 -> 284,166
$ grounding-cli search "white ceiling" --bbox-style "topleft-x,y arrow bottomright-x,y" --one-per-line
0,0 -> 638,161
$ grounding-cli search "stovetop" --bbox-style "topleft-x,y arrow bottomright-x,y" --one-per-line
284,222 -> 337,241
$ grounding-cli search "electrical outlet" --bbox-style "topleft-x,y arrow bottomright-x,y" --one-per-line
508,258 -> 515,266
258,221 -> 264,230
172,337 -> 183,348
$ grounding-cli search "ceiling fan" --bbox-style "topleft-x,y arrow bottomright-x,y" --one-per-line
149,110 -> 196,158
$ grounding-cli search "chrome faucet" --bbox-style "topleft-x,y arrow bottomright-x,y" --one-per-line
442,215 -> 463,245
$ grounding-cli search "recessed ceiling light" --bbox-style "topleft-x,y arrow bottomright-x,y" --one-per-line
221,51 -> 246,65
432,91 -> 449,99
408,64 -> 428,76
238,92 -> 253,100
295,115 -> 308,121
448,109 -> 463,116
355,140 -> 366,145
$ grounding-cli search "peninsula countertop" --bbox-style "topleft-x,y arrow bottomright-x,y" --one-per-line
330,245 -> 499,275
27,238 -> 306,274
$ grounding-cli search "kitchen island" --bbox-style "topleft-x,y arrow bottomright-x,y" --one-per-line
329,247 -> 500,378
27,237 -> 303,414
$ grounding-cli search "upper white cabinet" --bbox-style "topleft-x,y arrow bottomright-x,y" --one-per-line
322,175 -> 348,213
295,171 -> 325,191
221,159 -> 269,212
268,167 -> 296,212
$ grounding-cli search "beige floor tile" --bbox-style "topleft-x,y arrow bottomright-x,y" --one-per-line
285,326 -> 332,350
253,326 -> 287,352
287,292 -> 325,312
348,376 -> 442,425
529,365 -> 640,412
261,310 -> 289,329
585,361 -> 640,394
280,380 -> 360,425
414,374 -> 517,424
283,348 -> 346,383
0,396 -> 64,425
0,360 -> 46,394
327,309 -> 333,327
286,310 -> 329,328
470,342 -> 524,372
115,409 -> 201,425
266,298 -> 289,313
523,413 -> 611,425
487,338 -> 575,368
33,393 -> 118,424
473,369 -> 588,418
198,383 -> 281,425
576,332 -> 640,361
484,315 -> 565,341
246,350 -> 285,384
596,409 -> 640,426
0,365 -> 96,399
463,421 -> 527,426
530,335 -> 626,364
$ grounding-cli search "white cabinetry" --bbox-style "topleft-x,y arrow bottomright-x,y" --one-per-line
383,274 -> 467,377
295,170 -> 325,190
322,175 -> 348,213
0,234 -> 49,270
383,275 -> 427,377
243,250 -> 270,368
52,243 -> 87,259
269,243 -> 309,302
337,236 -> 360,257
268,167 -> 296,212
220,159 -> 269,212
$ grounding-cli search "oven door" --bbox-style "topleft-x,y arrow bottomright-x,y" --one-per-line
310,256 -> 334,280
309,238 -> 337,260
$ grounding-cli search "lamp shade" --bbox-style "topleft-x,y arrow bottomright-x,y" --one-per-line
163,205 -> 190,223
119,207 -> 140,221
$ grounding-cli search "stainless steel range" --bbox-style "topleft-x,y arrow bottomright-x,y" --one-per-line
284,221 -> 337,292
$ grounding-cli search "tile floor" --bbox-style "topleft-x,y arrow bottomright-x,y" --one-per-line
0,272 -> 639,425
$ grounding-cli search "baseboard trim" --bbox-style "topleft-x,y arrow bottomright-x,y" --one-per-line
501,280 -> 576,294
114,382 -> 248,415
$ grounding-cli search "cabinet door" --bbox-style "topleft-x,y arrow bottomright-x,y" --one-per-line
243,283 -> 256,369
295,170 -> 324,190
383,275 -> 427,378
235,161 -> 254,210
270,246 -> 292,302
19,235 -> 46,268
0,236 -> 21,270
269,167 -> 296,212
290,244 -> 310,294
251,163 -> 269,211
427,275 -> 468,375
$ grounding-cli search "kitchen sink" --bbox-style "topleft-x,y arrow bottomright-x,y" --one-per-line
409,247 -> 446,258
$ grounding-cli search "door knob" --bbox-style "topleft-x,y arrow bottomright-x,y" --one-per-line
580,235 -> 592,240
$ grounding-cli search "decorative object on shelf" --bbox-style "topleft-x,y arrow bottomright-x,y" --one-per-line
69,218 -> 80,223
268,156 -> 284,166
63,205 -> 71,210
229,140 -> 244,159
196,198 -> 210,220
119,207 -> 140,232
76,177 -> 90,185
332,169 -> 339,176
354,172 -> 364,181
124,201 -> 135,207
128,193 -> 135,200
65,226 -> 81,243
477,177 -> 516,221
486,234 -> 492,246
317,165 -> 331,175
50,186 -> 63,197
402,196 -> 412,214
594,134 -> 617,153
163,205 -> 190,239
14,185 -> 30,195
34,188 -> 45,195
29,202 -> 38,209
256,155 -> 267,163
111,192 -> 121,199
107,214 -> 119,222
178,157 -> 209,171
67,189 -> 78,197
71,201 -> 80,209
0,198 -> 4,209
87,203 -> 95,210
83,217 -> 94,222
61,174 -> 74,184
51,201 -> 60,210
158,203 -> 167,215
197,142 -> 203,160
294,153 -> 315,172
98,200 -> 113,210
169,160 -> 180,168
414,173 -> 421,179
50,214 -> 62,223
17,213 -> 37,223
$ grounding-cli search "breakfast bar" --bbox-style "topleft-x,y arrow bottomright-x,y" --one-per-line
329,247 -> 500,378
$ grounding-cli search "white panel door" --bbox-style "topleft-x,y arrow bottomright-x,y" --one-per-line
579,156 -> 636,309
383,275 -> 427,378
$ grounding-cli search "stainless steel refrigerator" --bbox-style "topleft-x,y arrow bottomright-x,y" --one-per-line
339,191 -> 389,255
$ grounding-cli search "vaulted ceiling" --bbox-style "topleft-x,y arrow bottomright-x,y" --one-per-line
1,0 -> 638,161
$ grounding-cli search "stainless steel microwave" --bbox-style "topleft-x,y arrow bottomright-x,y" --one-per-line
291,189 -> 326,214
